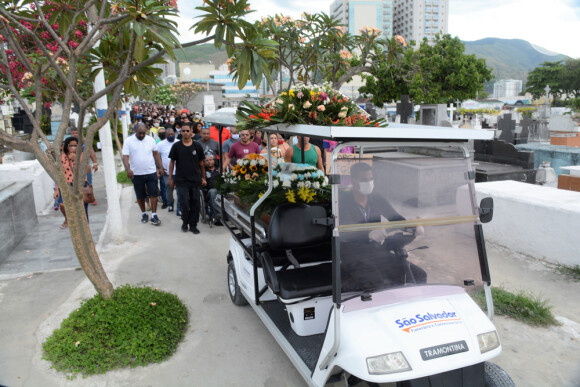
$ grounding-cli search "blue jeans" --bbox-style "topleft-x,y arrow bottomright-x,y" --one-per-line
204,188 -> 218,219
162,174 -> 180,211
159,173 -> 168,205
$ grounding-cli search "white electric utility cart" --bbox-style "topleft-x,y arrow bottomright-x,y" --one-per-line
220,123 -> 514,387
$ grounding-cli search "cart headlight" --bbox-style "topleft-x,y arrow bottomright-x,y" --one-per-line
366,352 -> 411,375
478,331 -> 500,353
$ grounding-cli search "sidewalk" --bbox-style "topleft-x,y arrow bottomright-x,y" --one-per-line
0,158 -> 107,278
0,175 -> 579,386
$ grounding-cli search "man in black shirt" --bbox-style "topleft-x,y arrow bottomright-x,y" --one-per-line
168,124 -> 206,234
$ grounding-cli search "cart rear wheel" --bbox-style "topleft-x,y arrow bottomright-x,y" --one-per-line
228,260 -> 248,306
484,362 -> 515,387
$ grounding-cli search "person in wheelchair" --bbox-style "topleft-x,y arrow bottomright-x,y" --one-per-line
202,155 -> 223,226
339,162 -> 427,292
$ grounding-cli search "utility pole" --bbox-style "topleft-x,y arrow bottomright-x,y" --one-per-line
89,7 -> 123,244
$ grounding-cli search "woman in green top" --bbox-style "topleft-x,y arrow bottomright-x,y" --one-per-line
284,136 -> 324,172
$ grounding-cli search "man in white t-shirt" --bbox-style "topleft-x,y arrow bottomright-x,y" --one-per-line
122,123 -> 164,225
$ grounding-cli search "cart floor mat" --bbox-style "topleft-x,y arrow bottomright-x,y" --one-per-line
261,300 -> 326,372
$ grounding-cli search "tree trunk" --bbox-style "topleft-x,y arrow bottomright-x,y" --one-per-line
61,183 -> 114,299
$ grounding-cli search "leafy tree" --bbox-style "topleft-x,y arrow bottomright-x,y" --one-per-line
525,61 -> 565,100
169,82 -> 203,109
360,34 -> 493,106
560,59 -> 580,99
219,11 -> 388,94
0,0 -> 273,299
150,83 -> 178,106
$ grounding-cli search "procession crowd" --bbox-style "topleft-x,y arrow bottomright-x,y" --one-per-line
121,103 -> 334,234
57,102 -> 353,234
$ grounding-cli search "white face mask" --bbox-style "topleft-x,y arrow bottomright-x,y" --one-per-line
357,180 -> 374,195
231,134 -> 240,140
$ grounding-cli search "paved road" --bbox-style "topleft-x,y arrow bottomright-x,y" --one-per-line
0,169 -> 579,386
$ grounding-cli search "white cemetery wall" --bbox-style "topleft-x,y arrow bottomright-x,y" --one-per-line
475,181 -> 580,266
0,160 -> 54,214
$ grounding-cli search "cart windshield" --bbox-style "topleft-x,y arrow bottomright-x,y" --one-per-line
336,145 -> 484,300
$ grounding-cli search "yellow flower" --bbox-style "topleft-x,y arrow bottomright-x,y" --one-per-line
297,186 -> 315,203
289,89 -> 295,97
240,166 -> 247,174
285,190 -> 296,203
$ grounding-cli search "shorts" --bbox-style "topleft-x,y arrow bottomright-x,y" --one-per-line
132,172 -> 159,200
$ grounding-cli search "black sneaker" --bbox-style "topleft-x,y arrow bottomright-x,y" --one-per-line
161,203 -> 168,209
190,226 -> 200,234
176,210 -> 182,218
150,214 -> 161,226
181,224 -> 188,232
168,205 -> 174,213
141,213 -> 149,223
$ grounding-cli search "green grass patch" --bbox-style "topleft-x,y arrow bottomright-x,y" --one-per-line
471,287 -> 557,327
116,170 -> 131,185
556,264 -> 580,281
42,285 -> 188,377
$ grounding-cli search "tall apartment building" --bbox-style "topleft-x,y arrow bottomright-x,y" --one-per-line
330,0 -> 394,39
330,0 -> 448,45
493,79 -> 524,98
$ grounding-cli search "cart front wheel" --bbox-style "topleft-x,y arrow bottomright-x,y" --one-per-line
228,260 -> 248,306
484,362 -> 515,387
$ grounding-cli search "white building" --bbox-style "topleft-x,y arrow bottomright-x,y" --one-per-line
331,0 -> 449,45
393,0 -> 449,45
209,65 -> 259,101
493,79 -> 524,99
330,0 -> 394,38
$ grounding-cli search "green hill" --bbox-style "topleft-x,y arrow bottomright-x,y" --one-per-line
463,38 -> 569,91
173,43 -> 227,64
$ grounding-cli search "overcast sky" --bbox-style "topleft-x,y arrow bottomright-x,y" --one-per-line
176,0 -> 580,58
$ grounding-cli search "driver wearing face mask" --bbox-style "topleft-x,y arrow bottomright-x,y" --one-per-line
340,162 -> 405,241
339,162 -> 426,289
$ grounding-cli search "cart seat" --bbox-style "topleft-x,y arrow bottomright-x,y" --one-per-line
261,203 -> 333,299
275,263 -> 332,299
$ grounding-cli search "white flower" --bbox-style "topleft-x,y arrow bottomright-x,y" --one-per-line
237,159 -> 243,166
322,176 -> 329,187
303,101 -> 312,109
250,160 -> 257,166
305,181 -> 312,188
273,180 -> 279,188
276,98 -> 284,104
297,182 -> 305,188
290,173 -> 298,181
305,172 -> 311,178
282,180 -> 291,188
258,159 -> 265,166
313,182 -> 320,189
338,110 -> 347,118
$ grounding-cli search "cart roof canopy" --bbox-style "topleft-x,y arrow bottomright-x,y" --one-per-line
262,123 -> 494,142
204,107 -> 238,126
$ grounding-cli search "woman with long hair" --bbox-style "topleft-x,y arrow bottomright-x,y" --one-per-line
53,137 -> 90,229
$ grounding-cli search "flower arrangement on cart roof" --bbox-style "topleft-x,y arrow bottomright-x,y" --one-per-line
235,83 -> 387,131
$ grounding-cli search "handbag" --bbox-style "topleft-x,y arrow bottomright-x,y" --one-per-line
83,184 -> 95,204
